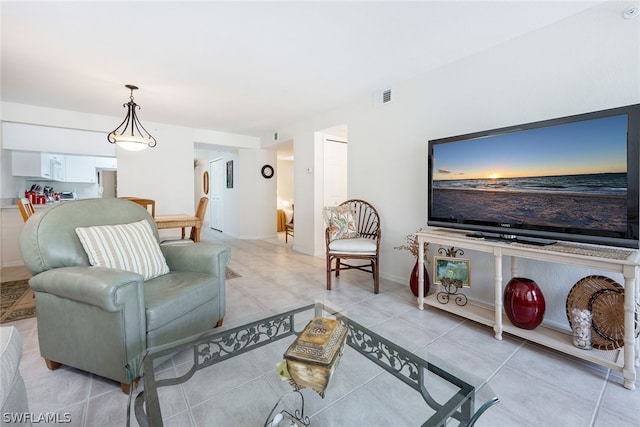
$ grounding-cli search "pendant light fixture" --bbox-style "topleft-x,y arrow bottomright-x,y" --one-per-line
107,84 -> 157,151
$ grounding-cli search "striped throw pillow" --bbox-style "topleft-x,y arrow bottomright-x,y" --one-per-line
75,219 -> 169,280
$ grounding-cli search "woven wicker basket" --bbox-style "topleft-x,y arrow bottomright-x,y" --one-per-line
566,275 -> 639,351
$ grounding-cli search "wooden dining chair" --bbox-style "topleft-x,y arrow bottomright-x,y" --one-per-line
285,204 -> 294,243
190,197 -> 209,242
17,198 -> 36,222
120,197 -> 156,218
161,197 -> 209,244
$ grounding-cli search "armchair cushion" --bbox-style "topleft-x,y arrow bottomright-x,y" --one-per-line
323,205 -> 358,241
328,237 -> 377,254
144,272 -> 219,332
75,219 -> 169,280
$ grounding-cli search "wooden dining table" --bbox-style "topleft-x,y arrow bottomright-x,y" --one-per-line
154,214 -> 202,242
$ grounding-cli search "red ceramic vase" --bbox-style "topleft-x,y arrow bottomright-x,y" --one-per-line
504,277 -> 545,329
410,259 -> 430,297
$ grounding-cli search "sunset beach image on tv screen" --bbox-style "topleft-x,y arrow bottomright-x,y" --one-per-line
430,114 -> 628,232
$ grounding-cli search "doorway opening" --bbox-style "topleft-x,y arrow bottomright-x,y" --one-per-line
98,170 -> 117,197
276,140 -> 294,244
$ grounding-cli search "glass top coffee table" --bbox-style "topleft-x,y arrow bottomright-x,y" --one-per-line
133,302 -> 498,426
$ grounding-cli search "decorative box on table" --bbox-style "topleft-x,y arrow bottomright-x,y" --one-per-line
284,317 -> 348,397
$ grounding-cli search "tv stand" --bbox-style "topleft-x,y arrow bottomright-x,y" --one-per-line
417,228 -> 640,390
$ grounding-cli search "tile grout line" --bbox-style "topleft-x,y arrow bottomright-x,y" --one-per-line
588,369 -> 611,427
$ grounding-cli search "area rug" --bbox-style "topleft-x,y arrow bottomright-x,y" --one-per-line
1,279 -> 35,324
226,267 -> 241,280
0,268 -> 240,324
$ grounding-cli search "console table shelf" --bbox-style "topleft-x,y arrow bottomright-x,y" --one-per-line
423,294 -> 623,368
417,228 -> 639,390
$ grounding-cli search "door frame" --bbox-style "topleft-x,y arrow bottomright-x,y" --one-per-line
209,157 -> 224,231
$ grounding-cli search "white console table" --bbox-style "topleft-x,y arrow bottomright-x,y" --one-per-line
416,228 -> 640,390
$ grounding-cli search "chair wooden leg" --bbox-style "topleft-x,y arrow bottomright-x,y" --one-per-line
120,378 -> 139,394
44,359 -> 62,370
373,260 -> 380,294
326,256 -> 333,290
189,226 -> 201,242
45,358 -> 137,394
335,258 -> 341,277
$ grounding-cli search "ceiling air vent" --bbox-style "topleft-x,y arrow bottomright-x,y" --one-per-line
382,89 -> 392,103
374,88 -> 393,107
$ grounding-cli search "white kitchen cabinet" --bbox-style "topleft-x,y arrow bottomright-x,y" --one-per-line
2,122 -> 116,157
12,151 -> 102,183
11,152 -> 65,181
11,151 -> 50,178
65,155 -> 96,183
95,156 -> 117,170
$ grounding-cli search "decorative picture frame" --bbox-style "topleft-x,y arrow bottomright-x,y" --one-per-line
203,171 -> 209,195
434,256 -> 471,288
226,160 -> 233,188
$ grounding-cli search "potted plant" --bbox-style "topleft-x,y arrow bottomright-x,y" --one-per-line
394,229 -> 430,297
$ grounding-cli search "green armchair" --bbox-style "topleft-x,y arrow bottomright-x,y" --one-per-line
19,198 -> 230,393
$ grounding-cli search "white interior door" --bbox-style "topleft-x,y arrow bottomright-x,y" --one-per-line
210,158 -> 224,231
323,138 -> 348,206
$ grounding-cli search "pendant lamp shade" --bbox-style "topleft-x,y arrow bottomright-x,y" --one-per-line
108,85 -> 157,151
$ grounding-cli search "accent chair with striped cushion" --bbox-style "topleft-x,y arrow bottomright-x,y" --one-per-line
19,198 -> 230,393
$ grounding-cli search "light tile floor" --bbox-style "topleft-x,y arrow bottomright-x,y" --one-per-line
2,228 -> 639,426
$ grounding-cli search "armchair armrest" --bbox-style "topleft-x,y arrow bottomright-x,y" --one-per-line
29,266 -> 147,385
29,266 -> 144,312
161,243 -> 231,277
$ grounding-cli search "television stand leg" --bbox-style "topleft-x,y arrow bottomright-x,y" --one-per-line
493,253 -> 503,340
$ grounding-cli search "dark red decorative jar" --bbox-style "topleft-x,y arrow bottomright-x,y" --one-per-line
504,277 -> 545,329
410,259 -> 430,297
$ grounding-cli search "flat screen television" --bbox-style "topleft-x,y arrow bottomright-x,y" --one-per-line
427,104 -> 640,249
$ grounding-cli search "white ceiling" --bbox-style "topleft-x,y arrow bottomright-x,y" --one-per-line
1,1 -> 607,137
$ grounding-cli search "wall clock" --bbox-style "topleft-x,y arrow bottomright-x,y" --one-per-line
261,164 -> 274,179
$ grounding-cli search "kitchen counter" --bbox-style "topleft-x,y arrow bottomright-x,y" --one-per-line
0,198 -> 81,209
0,198 -> 19,209
1,200 -> 78,267
1,199 -> 63,209
1,198 -> 108,267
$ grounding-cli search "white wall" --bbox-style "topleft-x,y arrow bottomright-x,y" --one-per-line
0,103 -> 270,241
259,3 -> 640,330
237,148 -> 278,239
